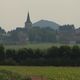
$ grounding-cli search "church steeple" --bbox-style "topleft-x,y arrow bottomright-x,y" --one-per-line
25,12 -> 32,30
27,12 -> 31,23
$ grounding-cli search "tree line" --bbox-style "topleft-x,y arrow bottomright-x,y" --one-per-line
0,45 -> 80,66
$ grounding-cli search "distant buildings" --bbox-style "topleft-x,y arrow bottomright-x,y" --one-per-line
0,12 -> 32,44
57,25 -> 76,44
0,12 -> 80,44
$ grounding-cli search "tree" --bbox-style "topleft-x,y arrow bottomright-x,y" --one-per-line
0,44 -> 5,64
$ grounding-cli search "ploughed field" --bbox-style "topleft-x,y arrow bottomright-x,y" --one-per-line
0,66 -> 80,80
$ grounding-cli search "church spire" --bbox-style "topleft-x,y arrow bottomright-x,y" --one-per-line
25,12 -> 32,30
26,12 -> 31,23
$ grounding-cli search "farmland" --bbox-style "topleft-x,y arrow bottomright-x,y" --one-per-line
0,66 -> 80,80
5,43 -> 56,50
5,43 -> 76,50
1,44 -> 80,80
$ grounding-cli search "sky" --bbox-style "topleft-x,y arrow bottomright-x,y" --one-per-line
0,0 -> 80,31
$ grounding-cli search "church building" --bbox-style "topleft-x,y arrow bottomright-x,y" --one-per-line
25,12 -> 32,32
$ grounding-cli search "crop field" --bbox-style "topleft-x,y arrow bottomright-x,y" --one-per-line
0,66 -> 80,80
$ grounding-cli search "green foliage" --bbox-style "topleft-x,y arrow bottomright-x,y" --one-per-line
0,44 -> 80,66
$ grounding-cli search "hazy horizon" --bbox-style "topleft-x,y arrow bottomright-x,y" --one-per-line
0,0 -> 80,31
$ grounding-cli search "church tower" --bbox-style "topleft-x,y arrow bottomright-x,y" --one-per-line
25,12 -> 32,31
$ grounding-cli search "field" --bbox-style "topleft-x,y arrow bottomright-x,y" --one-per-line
2,43 -> 80,80
0,66 -> 80,80
5,43 -> 76,50
5,43 -> 55,50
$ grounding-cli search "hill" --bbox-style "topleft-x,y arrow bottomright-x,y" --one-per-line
33,20 -> 60,30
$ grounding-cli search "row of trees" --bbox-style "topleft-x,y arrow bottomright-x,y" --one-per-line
0,45 -> 80,66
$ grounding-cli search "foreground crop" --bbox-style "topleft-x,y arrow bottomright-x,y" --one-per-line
0,70 -> 31,80
0,66 -> 80,80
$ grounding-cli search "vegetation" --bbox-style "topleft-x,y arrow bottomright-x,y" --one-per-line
5,43 -> 76,50
0,69 -> 31,80
0,44 -> 80,79
5,43 -> 56,50
0,44 -> 80,66
0,66 -> 80,80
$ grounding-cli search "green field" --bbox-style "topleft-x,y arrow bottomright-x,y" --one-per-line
0,66 -> 80,80
5,43 -> 76,50
5,43 -> 56,49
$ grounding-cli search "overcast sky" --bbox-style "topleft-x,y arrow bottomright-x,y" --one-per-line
0,0 -> 80,31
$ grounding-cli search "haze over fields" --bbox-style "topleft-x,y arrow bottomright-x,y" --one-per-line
0,0 -> 80,31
